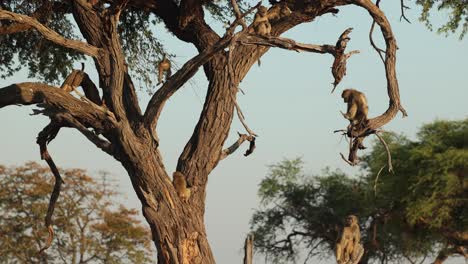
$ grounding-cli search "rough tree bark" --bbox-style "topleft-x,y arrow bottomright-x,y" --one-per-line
0,0 -> 406,263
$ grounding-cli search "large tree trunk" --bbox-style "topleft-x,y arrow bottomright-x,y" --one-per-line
114,55 -> 238,263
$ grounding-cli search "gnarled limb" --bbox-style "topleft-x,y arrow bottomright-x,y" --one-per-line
0,83 -> 116,141
0,9 -> 100,58
220,133 -> 255,160
336,0 -> 408,165
36,122 -> 63,254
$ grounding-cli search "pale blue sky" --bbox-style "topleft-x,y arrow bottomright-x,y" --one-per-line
0,1 -> 467,263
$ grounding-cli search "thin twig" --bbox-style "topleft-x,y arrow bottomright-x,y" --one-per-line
373,165 -> 385,195
231,94 -> 257,137
400,0 -> 411,23
369,0 -> 385,64
374,132 -> 393,172
340,153 -> 355,166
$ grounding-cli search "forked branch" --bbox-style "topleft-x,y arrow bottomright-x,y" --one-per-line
0,9 -> 101,57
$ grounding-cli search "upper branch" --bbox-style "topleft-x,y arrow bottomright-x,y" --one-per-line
238,34 -> 337,55
349,0 -> 407,129
0,9 -> 101,58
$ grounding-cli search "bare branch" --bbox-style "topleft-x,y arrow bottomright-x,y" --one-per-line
374,132 -> 393,172
373,165 -> 385,195
368,0 -> 385,64
400,0 -> 411,23
331,28 -> 360,92
36,122 -> 63,254
220,133 -> 255,160
231,94 -> 257,137
0,83 -> 116,134
238,34 -> 337,54
0,9 -> 101,58
55,112 -> 114,156
351,0 -> 408,126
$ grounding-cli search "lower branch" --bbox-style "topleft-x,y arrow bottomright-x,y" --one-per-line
374,132 -> 393,172
36,122 -> 63,254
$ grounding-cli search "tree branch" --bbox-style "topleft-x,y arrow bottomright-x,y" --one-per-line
53,112 -> 115,157
238,34 -> 337,54
0,83 -> 116,135
220,133 -> 255,160
0,9 -> 100,58
350,0 -> 408,127
368,0 -> 385,64
36,122 -> 64,254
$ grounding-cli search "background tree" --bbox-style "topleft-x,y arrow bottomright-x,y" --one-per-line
0,0 -> 465,262
0,162 -> 153,263
250,119 -> 467,264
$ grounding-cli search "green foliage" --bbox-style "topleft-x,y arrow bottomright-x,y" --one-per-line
253,158 -> 370,263
118,7 -> 166,93
415,0 -> 468,39
251,119 -> 467,263
0,1 -> 84,83
0,162 -> 153,263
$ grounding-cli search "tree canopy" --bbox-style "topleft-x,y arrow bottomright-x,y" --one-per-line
0,162 -> 153,263
251,119 -> 467,264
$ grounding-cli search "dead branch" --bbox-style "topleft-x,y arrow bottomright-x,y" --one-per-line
0,10 -> 100,58
238,34 -> 336,54
334,0 -> 408,166
0,83 -> 116,143
55,112 -> 114,156
231,94 -> 257,137
374,132 -> 393,172
340,153 -> 356,166
352,0 -> 408,127
244,136 -> 256,157
373,165 -> 385,195
400,0 -> 411,23
220,133 -> 255,160
36,122 -> 63,254
331,28 -> 360,93
368,0 -> 385,64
